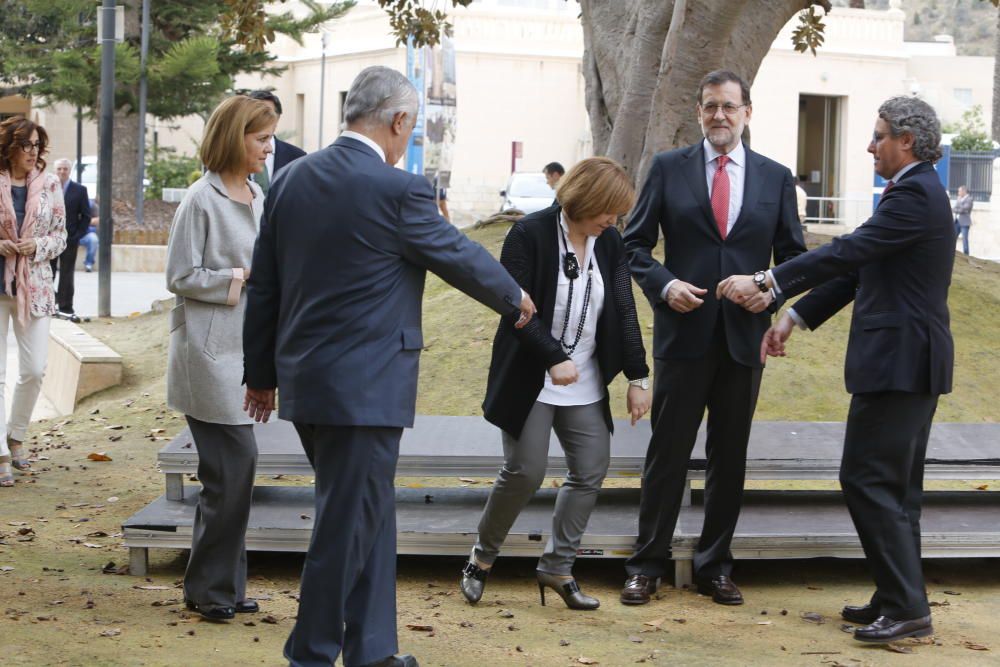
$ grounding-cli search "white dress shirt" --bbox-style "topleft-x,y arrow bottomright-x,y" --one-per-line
661,139 -> 747,301
264,136 -> 275,181
537,214 -> 606,406
339,130 -> 386,162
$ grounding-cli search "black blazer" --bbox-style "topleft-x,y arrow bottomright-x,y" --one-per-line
273,137 -> 307,175
63,180 -> 91,245
623,142 -> 806,368
772,161 -> 955,396
482,206 -> 650,439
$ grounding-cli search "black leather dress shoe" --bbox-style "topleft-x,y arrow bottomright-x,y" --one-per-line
360,655 -> 419,667
841,603 -> 879,625
184,601 -> 235,621
696,576 -> 744,605
620,574 -> 658,605
235,599 -> 259,614
854,615 -> 933,643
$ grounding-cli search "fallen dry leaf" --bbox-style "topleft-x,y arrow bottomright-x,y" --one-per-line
885,644 -> 912,654
87,452 -> 113,462
406,624 -> 434,632
643,617 -> 666,629
133,585 -> 170,591
100,628 -> 122,638
963,641 -> 990,651
800,612 -> 825,624
577,658 -> 598,665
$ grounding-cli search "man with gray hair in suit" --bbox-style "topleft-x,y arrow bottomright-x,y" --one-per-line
243,66 -> 535,667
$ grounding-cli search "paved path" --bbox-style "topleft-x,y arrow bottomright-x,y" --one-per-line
4,271 -> 170,423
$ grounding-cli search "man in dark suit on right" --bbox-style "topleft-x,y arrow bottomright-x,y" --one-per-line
243,66 -> 534,667
621,70 -> 806,606
247,90 -> 307,194
720,95 -> 954,644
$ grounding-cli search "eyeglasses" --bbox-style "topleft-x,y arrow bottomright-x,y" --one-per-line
699,103 -> 747,117
18,141 -> 42,154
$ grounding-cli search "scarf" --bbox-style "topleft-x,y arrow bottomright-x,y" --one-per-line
0,167 -> 45,325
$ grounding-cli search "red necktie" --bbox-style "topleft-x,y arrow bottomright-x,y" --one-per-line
883,180 -> 895,194
711,155 -> 730,239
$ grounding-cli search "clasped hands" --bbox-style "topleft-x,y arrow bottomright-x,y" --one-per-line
715,274 -> 797,364
0,238 -> 37,258
664,276 -> 772,315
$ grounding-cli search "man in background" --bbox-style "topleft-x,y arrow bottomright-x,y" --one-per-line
247,90 -> 307,195
51,158 -> 91,320
543,161 -> 564,189
953,184 -> 973,255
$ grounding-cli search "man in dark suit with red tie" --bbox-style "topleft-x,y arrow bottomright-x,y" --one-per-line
720,96 -> 954,644
620,70 -> 806,606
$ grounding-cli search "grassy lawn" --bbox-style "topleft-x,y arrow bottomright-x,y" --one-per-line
417,224 -> 1000,423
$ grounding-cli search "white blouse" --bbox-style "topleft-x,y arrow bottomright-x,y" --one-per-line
537,214 -> 606,406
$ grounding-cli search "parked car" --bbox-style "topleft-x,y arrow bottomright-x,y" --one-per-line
70,155 -> 149,199
499,172 -> 555,215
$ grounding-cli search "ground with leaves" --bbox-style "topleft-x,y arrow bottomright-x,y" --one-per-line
0,225 -> 998,666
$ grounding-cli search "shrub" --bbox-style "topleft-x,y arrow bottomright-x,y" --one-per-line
145,151 -> 201,199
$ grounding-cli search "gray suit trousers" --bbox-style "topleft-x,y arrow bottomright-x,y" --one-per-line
182,415 -> 257,610
475,400 -> 610,575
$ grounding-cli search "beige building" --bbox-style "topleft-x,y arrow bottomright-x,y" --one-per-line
11,0 -> 999,249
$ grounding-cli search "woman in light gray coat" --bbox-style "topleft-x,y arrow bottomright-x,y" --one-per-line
166,95 -> 277,621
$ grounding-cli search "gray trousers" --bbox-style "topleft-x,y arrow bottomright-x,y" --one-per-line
182,416 -> 257,610
475,400 -> 610,575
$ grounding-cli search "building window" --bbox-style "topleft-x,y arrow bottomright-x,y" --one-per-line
953,88 -> 973,109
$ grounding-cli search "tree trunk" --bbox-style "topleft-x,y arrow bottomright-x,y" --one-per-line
848,0 -> 865,8
993,6 -> 1000,141
111,0 -> 141,205
581,0 -> 829,186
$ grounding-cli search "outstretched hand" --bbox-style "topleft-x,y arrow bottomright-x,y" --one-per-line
760,313 -> 795,364
515,290 -> 537,329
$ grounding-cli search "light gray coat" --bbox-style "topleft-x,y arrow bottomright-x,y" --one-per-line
954,193 -> 973,227
166,172 -> 263,425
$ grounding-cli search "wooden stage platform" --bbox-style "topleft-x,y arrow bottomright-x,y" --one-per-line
125,417 -> 1000,585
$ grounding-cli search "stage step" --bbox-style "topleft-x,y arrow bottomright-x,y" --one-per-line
123,486 -> 1000,585
156,417 -> 1000,500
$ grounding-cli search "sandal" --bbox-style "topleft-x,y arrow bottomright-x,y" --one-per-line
8,439 -> 30,471
0,456 -> 13,487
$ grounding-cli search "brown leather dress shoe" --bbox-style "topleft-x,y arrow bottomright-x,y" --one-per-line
841,603 -> 879,625
854,615 -> 933,643
620,574 -> 658,605
696,575 -> 744,605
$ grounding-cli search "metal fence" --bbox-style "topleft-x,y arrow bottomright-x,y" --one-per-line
948,151 -> 996,202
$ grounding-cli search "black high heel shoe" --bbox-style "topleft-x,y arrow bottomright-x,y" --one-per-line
536,572 -> 599,610
460,554 -> 490,604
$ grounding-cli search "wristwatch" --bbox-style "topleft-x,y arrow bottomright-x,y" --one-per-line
752,271 -> 769,293
628,377 -> 650,390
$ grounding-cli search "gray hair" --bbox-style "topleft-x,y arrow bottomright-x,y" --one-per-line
54,158 -> 71,168
878,96 -> 943,163
343,66 -> 418,129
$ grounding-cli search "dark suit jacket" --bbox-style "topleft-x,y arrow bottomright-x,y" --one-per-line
272,137 -> 306,176
482,206 -> 650,439
772,161 -> 955,396
624,142 -> 806,368
243,136 -> 522,427
63,180 -> 91,246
